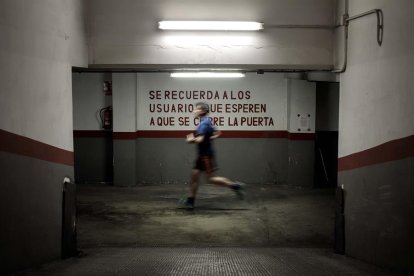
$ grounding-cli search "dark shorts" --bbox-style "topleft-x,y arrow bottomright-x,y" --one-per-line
194,155 -> 217,176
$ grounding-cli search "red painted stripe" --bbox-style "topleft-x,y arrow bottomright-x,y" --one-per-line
220,131 -> 288,138
73,130 -> 112,138
136,130 -> 188,138
110,130 -> 315,140
0,129 -> 74,166
287,132 -> 315,140
73,130 -> 315,140
113,132 -> 138,139
338,134 -> 414,171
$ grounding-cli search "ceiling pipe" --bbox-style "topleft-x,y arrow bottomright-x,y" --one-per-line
333,0 -> 383,73
347,9 -> 383,46
265,24 -> 334,29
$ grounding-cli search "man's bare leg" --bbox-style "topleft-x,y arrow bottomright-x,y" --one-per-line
209,176 -> 234,187
209,175 -> 245,199
190,169 -> 201,198
179,170 -> 200,209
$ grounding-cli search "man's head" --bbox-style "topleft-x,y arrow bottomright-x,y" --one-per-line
194,102 -> 209,118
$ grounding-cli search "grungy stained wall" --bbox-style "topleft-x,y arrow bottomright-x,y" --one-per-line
73,73 -> 316,187
336,0 -> 414,272
0,0 -> 88,274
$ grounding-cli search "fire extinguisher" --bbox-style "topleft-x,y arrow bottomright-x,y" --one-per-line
99,106 -> 112,129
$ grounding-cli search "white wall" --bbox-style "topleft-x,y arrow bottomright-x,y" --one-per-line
0,0 -> 88,150
0,0 -> 88,272
73,73 -> 112,130
136,73 -> 288,131
113,73 -> 137,132
76,73 -> 316,134
287,79 -> 316,133
336,0 -> 414,270
86,0 -> 334,69
338,0 -> 414,157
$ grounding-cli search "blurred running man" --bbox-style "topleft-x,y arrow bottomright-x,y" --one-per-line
180,102 -> 244,209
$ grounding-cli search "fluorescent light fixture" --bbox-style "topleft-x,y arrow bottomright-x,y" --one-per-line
170,72 -> 245,78
159,21 -> 263,31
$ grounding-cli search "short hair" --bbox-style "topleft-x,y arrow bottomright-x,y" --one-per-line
195,102 -> 209,114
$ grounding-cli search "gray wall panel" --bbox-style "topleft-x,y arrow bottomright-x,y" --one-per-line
288,140 -> 315,187
339,157 -> 414,272
74,137 -> 113,184
214,139 -> 289,184
135,138 -> 193,185
114,140 -> 137,186
0,152 -> 74,273
133,138 -> 311,186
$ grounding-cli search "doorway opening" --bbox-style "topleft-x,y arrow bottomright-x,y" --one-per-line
314,82 -> 340,188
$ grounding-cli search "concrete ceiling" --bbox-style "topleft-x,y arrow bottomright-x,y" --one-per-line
85,0 -> 337,71
87,0 -> 335,34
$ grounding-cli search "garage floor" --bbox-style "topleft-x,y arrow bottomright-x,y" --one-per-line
76,183 -> 336,248
19,183 -> 395,275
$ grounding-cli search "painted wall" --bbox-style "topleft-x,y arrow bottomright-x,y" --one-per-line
86,0 -> 334,69
336,0 -> 414,272
0,0 -> 88,273
72,73 -> 113,131
286,79 -> 316,187
72,73 -> 113,184
73,72 -> 316,186
134,73 -> 288,185
137,73 -> 287,132
107,73 -> 316,186
112,73 -> 137,186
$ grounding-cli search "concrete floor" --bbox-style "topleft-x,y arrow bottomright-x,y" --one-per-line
76,183 -> 336,248
19,183 -> 396,275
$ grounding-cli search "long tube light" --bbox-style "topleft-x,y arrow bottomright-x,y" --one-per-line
159,21 -> 264,31
170,72 -> 245,78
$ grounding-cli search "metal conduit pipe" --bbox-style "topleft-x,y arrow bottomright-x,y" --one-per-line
333,0 -> 383,73
265,24 -> 334,29
347,9 -> 384,46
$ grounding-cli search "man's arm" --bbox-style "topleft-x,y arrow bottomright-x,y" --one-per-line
211,130 -> 222,140
186,133 -> 205,144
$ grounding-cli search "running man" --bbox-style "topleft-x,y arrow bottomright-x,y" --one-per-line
180,102 -> 244,209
